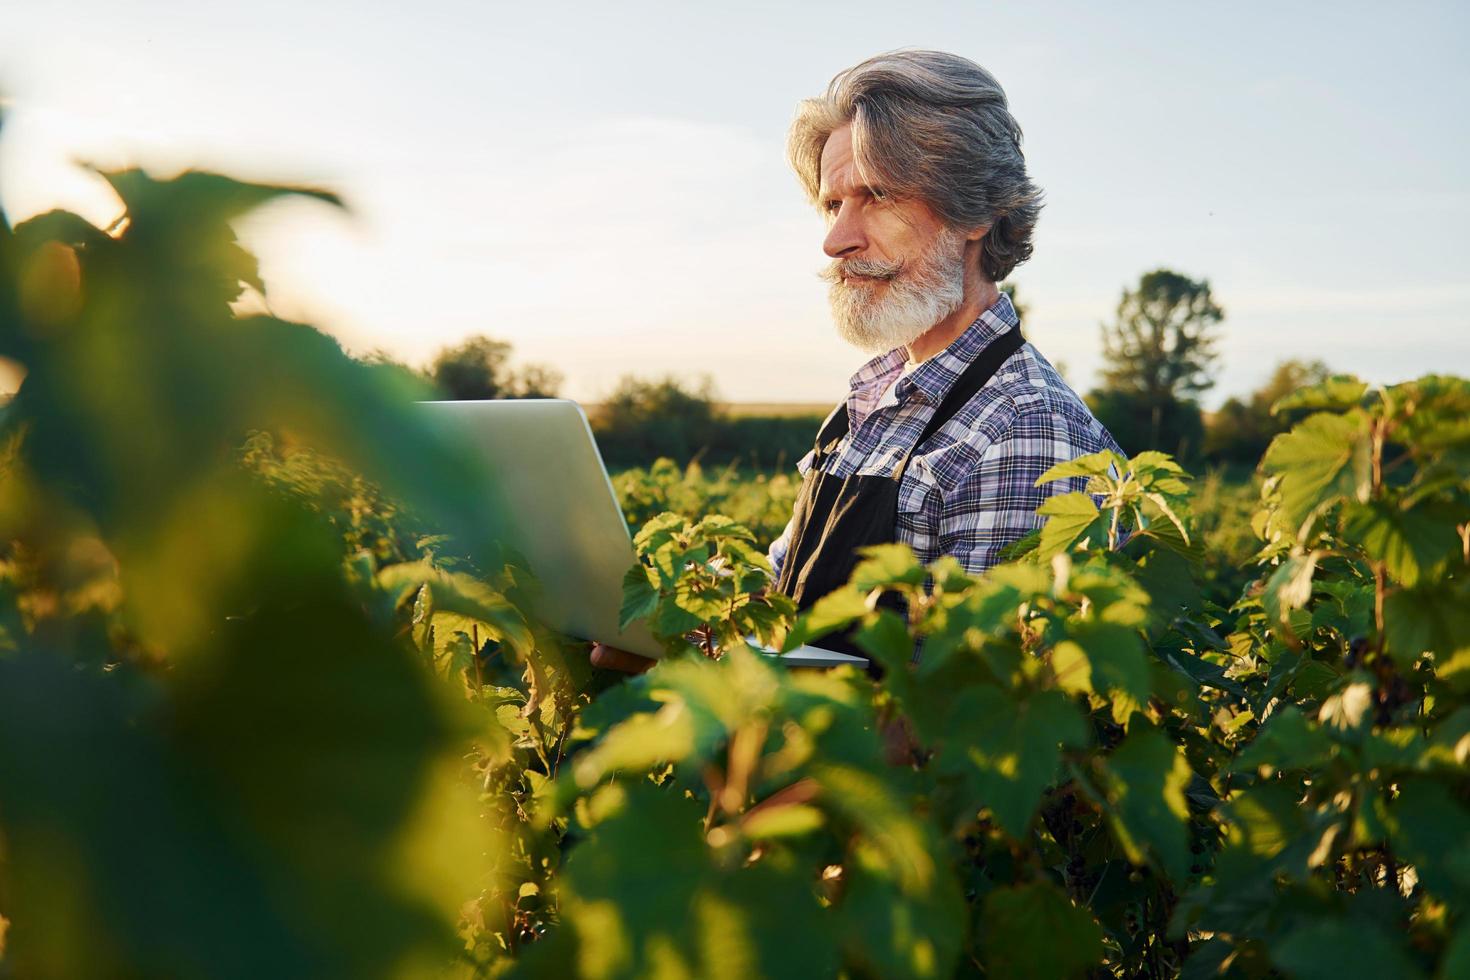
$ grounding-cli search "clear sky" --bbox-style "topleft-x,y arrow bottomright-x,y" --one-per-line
3,0 -> 1467,405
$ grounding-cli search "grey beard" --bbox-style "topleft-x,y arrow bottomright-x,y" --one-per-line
823,227 -> 967,354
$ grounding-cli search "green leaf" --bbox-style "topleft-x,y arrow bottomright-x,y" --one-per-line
1262,551 -> 1320,627
787,584 -> 869,648
1385,580 -> 1470,669
1035,492 -> 1102,560
850,543 -> 927,591
1271,918 -> 1425,980
812,762 -> 939,895
1443,924 -> 1470,980
1097,722 -> 1193,880
1270,375 -> 1369,416
673,575 -> 732,620
944,688 -> 1087,838
1035,450 -> 1122,486
978,880 -> 1105,980
1158,646 -> 1248,699
1223,783 -> 1311,863
654,598 -> 705,639
569,703 -> 697,790
99,167 -> 342,225
619,564 -> 658,631
379,562 -> 534,655
1343,501 -> 1452,588
1129,449 -> 1188,475
535,785 -> 837,980
838,849 -> 966,979
1057,621 -> 1152,726
739,803 -> 824,840
632,511 -> 686,551
1235,707 -> 1336,773
1387,779 -> 1470,904
1261,410 -> 1370,534
1439,647 -> 1470,694
693,514 -> 754,540
853,609 -> 915,676
436,626 -> 478,690
1136,495 -> 1199,558
1318,678 -> 1375,732
996,527 -> 1042,561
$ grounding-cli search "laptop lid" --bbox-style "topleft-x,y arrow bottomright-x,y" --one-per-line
415,399 -> 663,658
413,399 -> 868,670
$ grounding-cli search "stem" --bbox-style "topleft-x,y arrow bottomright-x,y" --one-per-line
1370,419 -> 1387,659
1373,561 -> 1387,655
472,623 -> 484,693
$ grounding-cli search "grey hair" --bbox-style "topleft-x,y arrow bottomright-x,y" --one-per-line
788,49 -> 1043,284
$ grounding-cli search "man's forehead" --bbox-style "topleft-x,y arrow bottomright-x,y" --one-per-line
819,125 -> 858,195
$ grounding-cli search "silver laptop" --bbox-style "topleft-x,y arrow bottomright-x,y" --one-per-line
415,399 -> 869,669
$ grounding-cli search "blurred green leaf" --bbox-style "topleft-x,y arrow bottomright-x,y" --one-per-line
1271,918 -> 1425,980
531,785 -> 836,979
978,880 -> 1105,980
943,687 -> 1086,837
1270,376 -> 1369,416
1384,580 -> 1470,669
838,850 -> 965,980
850,542 -> 927,591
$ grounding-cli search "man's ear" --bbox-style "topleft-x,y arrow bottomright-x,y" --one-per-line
965,223 -> 992,243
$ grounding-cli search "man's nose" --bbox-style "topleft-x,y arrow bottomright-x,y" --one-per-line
823,207 -> 866,259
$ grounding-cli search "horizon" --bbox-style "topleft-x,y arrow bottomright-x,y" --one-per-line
2,1 -> 1466,407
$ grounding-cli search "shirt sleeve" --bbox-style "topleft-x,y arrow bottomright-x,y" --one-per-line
765,510 -> 797,584
937,406 -> 1100,577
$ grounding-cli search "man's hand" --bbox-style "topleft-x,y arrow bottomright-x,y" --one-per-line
590,642 -> 656,674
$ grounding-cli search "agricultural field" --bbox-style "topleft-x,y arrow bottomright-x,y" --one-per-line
2,165 -> 1469,980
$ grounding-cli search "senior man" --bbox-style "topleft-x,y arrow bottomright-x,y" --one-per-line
592,49 -> 1122,675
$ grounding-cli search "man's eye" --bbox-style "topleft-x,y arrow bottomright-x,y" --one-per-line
871,188 -> 888,201
824,200 -> 841,214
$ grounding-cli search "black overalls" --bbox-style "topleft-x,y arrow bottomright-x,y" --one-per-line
774,327 -> 1025,677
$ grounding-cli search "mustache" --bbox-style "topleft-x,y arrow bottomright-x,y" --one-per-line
818,256 -> 904,285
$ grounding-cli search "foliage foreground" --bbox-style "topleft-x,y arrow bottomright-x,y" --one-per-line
1,157 -> 1469,979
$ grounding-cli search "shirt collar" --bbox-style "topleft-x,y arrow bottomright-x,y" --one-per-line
846,290 -> 1021,415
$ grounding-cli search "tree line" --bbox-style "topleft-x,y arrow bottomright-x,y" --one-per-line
382,268 -> 1326,471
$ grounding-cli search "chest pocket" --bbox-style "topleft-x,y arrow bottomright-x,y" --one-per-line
895,452 -> 937,539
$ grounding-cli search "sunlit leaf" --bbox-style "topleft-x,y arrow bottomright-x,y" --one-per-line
1034,492 -> 1102,560
1096,722 -> 1193,879
1260,410 -> 1370,534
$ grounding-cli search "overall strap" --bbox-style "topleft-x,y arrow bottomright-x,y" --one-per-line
813,403 -> 851,459
901,326 -> 1026,472
811,326 -> 1026,466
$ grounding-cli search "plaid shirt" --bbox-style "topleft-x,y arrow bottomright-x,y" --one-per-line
768,291 -> 1123,586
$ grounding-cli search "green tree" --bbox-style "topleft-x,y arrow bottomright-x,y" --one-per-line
1091,269 -> 1224,456
1203,358 -> 1331,464
428,334 -> 563,400
592,375 -> 721,466
1086,386 -> 1205,460
513,362 -> 564,398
